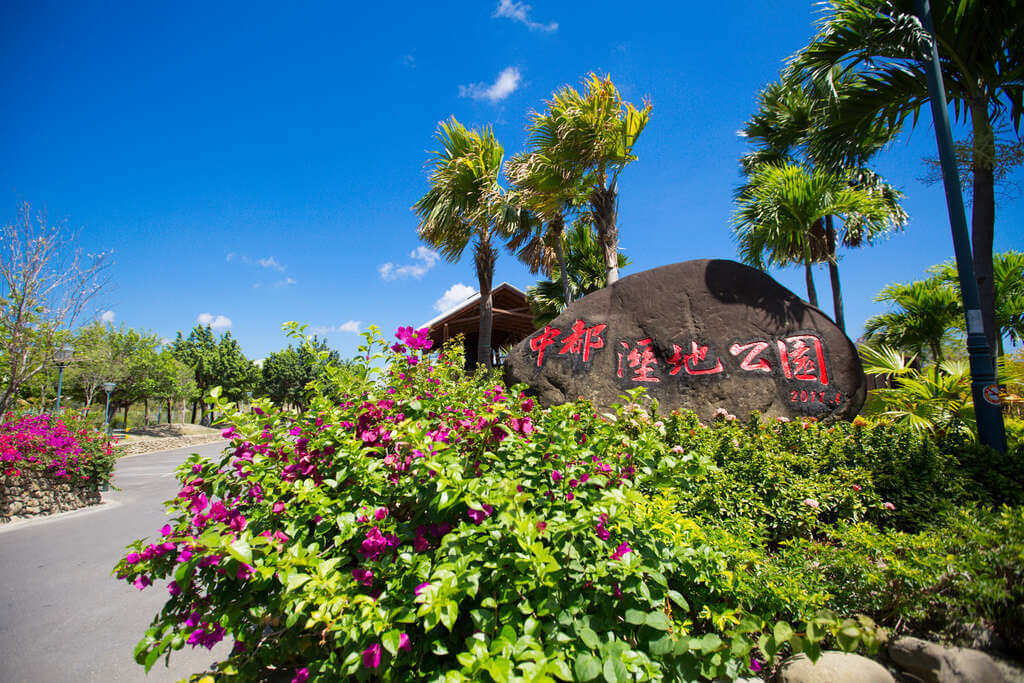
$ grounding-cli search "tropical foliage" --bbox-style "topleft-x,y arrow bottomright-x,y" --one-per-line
793,0 -> 1024,357
414,118 -> 516,369
526,221 -> 630,326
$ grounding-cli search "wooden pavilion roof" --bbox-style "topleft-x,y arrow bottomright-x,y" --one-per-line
422,283 -> 537,351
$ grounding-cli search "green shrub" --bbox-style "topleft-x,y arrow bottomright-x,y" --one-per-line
115,328 -> 882,682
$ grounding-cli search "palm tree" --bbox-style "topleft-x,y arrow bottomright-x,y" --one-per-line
794,0 -> 1024,357
739,70 -> 906,329
864,277 -> 962,364
535,73 -> 650,286
931,250 -> 1024,357
526,220 -> 631,326
733,162 -> 902,308
504,150 -> 587,306
413,117 -> 509,368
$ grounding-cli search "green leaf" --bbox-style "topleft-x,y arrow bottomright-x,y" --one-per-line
650,633 -> 675,655
602,656 -> 628,683
624,609 -> 647,625
382,630 -> 402,656
578,626 -> 600,649
699,633 -> 723,655
667,590 -> 689,611
227,538 -> 252,564
645,612 -> 671,631
286,572 -> 310,592
773,621 -> 794,644
574,653 -> 602,681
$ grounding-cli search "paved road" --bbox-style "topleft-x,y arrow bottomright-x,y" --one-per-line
0,442 -> 232,683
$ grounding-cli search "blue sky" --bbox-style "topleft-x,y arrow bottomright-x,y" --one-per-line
2,1 -> 1021,361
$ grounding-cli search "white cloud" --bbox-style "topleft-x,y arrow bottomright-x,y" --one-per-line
459,66 -> 522,103
197,312 -> 232,330
434,283 -> 477,313
258,256 -> 285,272
100,310 -> 115,323
401,54 -> 416,68
310,320 -> 362,336
493,0 -> 557,32
379,246 -> 441,280
275,277 -> 297,288
225,252 -> 236,262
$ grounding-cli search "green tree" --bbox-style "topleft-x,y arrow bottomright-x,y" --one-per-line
414,117 -> 511,369
794,0 -> 1024,357
738,71 -> 906,329
732,162 -> 903,307
259,337 -> 341,410
526,220 -> 630,326
171,325 -> 257,422
64,322 -> 122,415
0,203 -> 111,417
864,277 -> 963,364
931,250 -> 1024,357
535,73 -> 651,286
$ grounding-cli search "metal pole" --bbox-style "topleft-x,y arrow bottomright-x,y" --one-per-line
55,366 -> 65,412
915,0 -> 1006,452
104,391 -> 111,436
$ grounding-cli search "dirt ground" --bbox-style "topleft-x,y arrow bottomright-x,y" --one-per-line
114,423 -> 225,456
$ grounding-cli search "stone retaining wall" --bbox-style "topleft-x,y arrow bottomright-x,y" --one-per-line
1,468 -> 101,522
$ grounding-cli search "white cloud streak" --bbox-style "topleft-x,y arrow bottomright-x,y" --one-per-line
434,283 -> 477,313
258,256 -> 285,272
493,0 -> 557,32
459,66 -> 522,103
100,310 -> 115,323
275,277 -> 297,288
197,312 -> 232,330
310,320 -> 362,336
379,246 -> 441,281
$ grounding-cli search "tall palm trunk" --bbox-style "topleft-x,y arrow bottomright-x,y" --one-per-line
551,214 -> 571,306
824,215 -> 845,330
970,105 -> 998,358
474,234 -> 496,369
591,185 -> 619,285
802,239 -> 819,307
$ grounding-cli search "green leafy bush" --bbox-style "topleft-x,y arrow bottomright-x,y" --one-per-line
115,328 -> 884,682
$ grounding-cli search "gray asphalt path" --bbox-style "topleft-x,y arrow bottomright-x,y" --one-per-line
0,442 -> 233,683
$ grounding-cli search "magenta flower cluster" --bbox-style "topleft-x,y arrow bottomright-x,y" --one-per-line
0,413 -> 113,480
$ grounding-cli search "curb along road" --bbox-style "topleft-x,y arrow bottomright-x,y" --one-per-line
0,441 -> 232,683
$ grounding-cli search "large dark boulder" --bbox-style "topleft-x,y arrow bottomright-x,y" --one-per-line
503,259 -> 866,421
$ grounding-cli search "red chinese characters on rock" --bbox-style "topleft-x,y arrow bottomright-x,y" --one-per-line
617,338 -> 660,382
559,320 -> 607,362
777,334 -> 828,386
529,326 -> 562,367
528,320 -> 607,367
667,341 -> 724,376
728,334 -> 829,386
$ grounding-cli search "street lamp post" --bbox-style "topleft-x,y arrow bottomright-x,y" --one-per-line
53,344 -> 74,413
915,0 -> 1006,453
102,381 -> 116,436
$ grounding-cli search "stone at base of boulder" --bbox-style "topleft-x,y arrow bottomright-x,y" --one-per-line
778,652 -> 894,683
889,636 -> 1005,683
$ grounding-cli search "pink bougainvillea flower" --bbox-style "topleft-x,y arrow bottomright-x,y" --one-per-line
415,582 -> 431,596
852,484 -> 862,492
125,552 -> 141,565
611,542 -> 632,561
399,633 -> 411,652
750,657 -> 763,672
883,502 -> 896,511
168,581 -> 181,596
160,524 -> 174,536
466,504 -> 494,525
802,498 -> 820,509
292,667 -> 310,683
236,563 -> 255,581
362,643 -> 382,669
536,521 -> 547,531
272,501 -> 286,514
374,507 -> 389,521
133,575 -> 152,590
352,567 -> 374,587
550,469 -> 562,483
